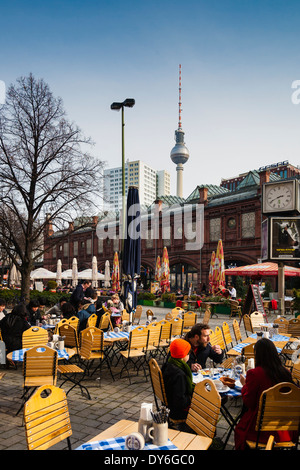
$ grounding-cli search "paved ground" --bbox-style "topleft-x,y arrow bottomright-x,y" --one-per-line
0,306 -> 282,452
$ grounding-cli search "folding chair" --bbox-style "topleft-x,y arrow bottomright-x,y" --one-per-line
98,312 -> 113,331
243,314 -> 253,337
24,384 -> 72,450
232,319 -> 242,343
276,317 -> 289,334
170,317 -> 183,338
250,311 -> 264,331
148,358 -> 185,428
202,308 -> 211,324
171,306 -> 184,316
288,318 -> 300,338
242,343 -> 255,366
145,322 -> 162,360
86,313 -> 98,328
222,322 -> 234,351
133,305 -> 143,325
59,323 -> 80,357
16,345 -> 58,416
186,378 -> 221,446
80,328 -> 114,381
210,326 -> 226,352
245,382 -> 300,449
54,318 -> 68,334
68,316 -> 80,333
119,326 -> 150,384
156,319 -> 172,359
22,327 -> 48,349
292,362 -> 300,386
182,311 -> 197,334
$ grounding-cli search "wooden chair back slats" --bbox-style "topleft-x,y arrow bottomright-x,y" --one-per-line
54,319 -> 68,334
232,319 -> 242,343
157,320 -> 172,342
250,382 -> 300,449
129,327 -> 149,350
222,322 -> 233,349
59,324 -> 79,354
288,319 -> 300,337
182,312 -> 197,330
148,358 -> 168,407
210,326 -> 225,350
147,323 -> 162,347
202,309 -> 211,325
68,316 -> 80,332
250,311 -> 264,330
24,384 -> 72,450
133,305 -> 142,324
292,362 -> 300,385
80,329 -> 94,360
241,342 -> 255,360
186,379 -> 221,439
170,317 -> 183,337
229,300 -> 242,318
276,317 -> 289,334
98,312 -> 112,330
87,314 -> 97,328
80,326 -> 104,352
22,327 -> 48,349
243,314 -> 253,336
23,346 -> 58,386
122,310 -> 130,322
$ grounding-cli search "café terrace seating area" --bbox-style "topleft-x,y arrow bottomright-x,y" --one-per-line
0,303 -> 300,451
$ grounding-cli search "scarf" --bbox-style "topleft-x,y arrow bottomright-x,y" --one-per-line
168,357 -> 195,395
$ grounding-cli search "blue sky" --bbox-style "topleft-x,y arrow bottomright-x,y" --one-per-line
1,0 -> 300,198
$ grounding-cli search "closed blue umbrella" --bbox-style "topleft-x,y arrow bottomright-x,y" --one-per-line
122,186 -> 141,315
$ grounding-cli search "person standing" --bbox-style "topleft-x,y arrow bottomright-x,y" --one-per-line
70,280 -> 92,312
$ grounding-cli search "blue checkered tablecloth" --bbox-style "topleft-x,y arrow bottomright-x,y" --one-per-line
12,347 -> 70,361
232,333 -> 290,354
76,436 -> 177,451
104,325 -> 140,341
193,370 -> 242,397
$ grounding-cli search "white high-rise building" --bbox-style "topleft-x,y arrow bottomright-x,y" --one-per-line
103,160 -> 170,210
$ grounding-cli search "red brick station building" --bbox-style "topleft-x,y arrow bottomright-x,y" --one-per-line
43,162 -> 300,293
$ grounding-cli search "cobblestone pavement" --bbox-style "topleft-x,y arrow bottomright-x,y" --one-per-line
0,307 -> 281,451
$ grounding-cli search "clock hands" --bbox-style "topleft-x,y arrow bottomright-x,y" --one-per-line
269,194 -> 284,203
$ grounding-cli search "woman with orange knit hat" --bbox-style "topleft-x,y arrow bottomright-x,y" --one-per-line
162,338 -> 194,421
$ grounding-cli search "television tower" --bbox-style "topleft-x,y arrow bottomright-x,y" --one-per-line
170,64 -> 189,198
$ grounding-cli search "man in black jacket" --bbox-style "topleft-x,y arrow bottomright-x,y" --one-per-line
184,323 -> 224,371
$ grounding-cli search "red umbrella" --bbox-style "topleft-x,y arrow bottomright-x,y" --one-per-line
225,262 -> 300,277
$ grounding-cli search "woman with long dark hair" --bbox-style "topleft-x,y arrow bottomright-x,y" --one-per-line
234,338 -> 294,450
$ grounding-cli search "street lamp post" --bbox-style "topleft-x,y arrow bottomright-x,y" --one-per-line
110,98 -> 135,269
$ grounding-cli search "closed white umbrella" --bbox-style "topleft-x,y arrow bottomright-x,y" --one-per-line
92,256 -> 98,289
56,259 -> 62,286
10,264 -> 21,286
104,260 -> 110,288
72,258 -> 78,288
78,269 -> 104,280
61,269 -> 73,280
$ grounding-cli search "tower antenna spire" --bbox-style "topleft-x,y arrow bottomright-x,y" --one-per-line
178,64 -> 182,130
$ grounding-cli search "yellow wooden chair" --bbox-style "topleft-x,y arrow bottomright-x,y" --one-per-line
80,327 -> 114,381
170,317 -> 183,338
222,321 -> 234,351
202,308 -> 211,325
182,311 -> 197,333
250,311 -> 264,331
98,312 -> 113,331
186,378 -> 221,447
211,326 -> 226,351
22,327 -> 48,349
54,318 -> 68,334
171,306 -> 184,316
276,317 -> 289,334
133,305 -> 143,325
148,358 -> 185,427
58,323 -> 80,356
86,313 -> 97,328
292,362 -> 300,386
243,314 -> 253,336
24,384 -> 72,450
145,322 -> 162,359
68,316 -> 80,332
288,318 -> 300,338
156,319 -> 172,358
245,382 -> 300,450
17,345 -> 58,416
232,319 -> 242,343
241,343 -> 255,363
119,326 -> 150,384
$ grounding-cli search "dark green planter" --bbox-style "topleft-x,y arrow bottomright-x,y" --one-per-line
164,302 -> 176,309
215,305 -> 231,315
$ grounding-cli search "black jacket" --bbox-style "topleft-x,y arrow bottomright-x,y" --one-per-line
188,342 -> 224,370
162,362 -> 192,420
0,313 -> 30,353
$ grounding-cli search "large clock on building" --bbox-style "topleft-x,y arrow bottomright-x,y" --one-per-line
262,180 -> 299,214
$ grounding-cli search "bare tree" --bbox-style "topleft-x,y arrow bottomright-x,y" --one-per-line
0,74 -> 105,302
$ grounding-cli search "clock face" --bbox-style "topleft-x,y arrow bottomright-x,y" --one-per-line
266,184 -> 293,211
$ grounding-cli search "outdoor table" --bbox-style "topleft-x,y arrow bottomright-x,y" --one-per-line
201,302 -> 222,318
7,346 -> 75,362
76,419 -> 212,450
226,333 -> 290,357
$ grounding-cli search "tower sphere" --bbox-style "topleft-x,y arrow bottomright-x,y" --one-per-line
170,129 -> 189,165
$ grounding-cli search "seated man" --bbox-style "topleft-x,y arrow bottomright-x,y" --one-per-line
76,300 -> 91,331
184,323 -> 224,372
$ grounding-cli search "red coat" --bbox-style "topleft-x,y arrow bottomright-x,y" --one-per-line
234,366 -> 292,450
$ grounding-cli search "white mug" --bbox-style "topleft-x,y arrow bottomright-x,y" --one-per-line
148,422 -> 168,447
